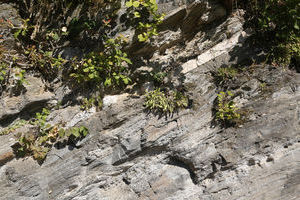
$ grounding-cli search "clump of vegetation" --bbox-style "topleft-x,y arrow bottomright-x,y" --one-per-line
144,88 -> 188,114
11,66 -> 27,88
125,0 -> 165,42
0,119 -> 28,136
214,66 -> 238,85
70,37 -> 132,88
215,91 -> 241,126
14,0 -> 118,43
13,18 -> 32,40
8,0 -> 165,93
15,125 -> 88,162
0,62 -> 7,84
10,0 -> 123,83
0,60 -> 28,94
10,108 -> 89,163
151,71 -> 167,86
24,45 -> 66,79
247,0 -> 299,65
80,95 -> 103,111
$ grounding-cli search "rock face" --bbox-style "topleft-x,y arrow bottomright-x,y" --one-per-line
0,1 -> 299,200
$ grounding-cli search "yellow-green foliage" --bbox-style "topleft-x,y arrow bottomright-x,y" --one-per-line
11,0 -> 164,91
0,120 -> 28,136
16,125 -> 88,162
13,19 -> 32,40
144,88 -> 188,114
216,91 -> 240,125
70,37 -> 132,88
272,37 -> 300,64
215,66 -> 237,84
0,62 -> 7,83
125,0 -> 164,42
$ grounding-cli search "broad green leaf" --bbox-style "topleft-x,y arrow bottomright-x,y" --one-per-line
88,73 -> 95,79
125,1 -> 133,7
79,126 -> 88,136
123,77 -> 130,85
59,128 -> 65,138
294,22 -> 299,30
134,12 -> 141,18
104,78 -> 112,86
138,34 -> 147,42
132,1 -> 140,8
72,129 -> 81,138
120,57 -> 132,64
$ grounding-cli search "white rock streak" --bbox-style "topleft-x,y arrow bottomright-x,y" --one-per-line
181,31 -> 247,74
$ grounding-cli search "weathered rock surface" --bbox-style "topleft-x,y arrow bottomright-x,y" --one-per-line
0,1 -> 299,200
0,76 -> 54,123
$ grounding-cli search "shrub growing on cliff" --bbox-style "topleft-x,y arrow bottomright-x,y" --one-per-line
0,62 -> 7,84
248,0 -> 300,65
214,66 -> 237,85
215,91 -> 240,126
9,108 -> 89,163
11,0 -> 164,88
70,37 -> 132,88
0,119 -> 28,136
125,0 -> 164,42
144,88 -> 188,114
0,60 -> 28,94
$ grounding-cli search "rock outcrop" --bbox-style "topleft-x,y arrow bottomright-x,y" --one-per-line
0,1 -> 299,200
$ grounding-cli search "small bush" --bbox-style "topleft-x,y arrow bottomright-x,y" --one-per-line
0,60 -> 28,94
250,0 -> 300,64
80,95 -> 103,111
24,45 -> 65,80
151,71 -> 167,86
0,119 -> 28,136
214,66 -> 237,85
70,37 -> 132,88
11,108 -> 89,163
125,0 -> 164,42
15,125 -> 88,162
144,88 -> 188,114
215,91 -> 240,126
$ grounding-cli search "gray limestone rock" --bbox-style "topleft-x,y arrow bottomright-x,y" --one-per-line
0,1 -> 299,200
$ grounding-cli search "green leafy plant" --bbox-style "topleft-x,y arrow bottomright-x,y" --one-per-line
13,18 -> 33,40
271,37 -> 300,64
144,88 -> 188,114
215,66 -> 237,84
11,108 -> 89,162
0,119 -> 28,136
12,67 -> 28,87
253,0 -> 300,64
70,37 -> 132,88
15,124 -> 89,162
215,91 -> 241,126
151,71 -> 167,86
23,45 -> 65,80
80,95 -> 103,111
0,60 -> 28,93
0,62 -> 8,84
12,0 -> 121,83
45,27 -> 69,43
30,108 -> 51,132
125,0 -> 165,42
